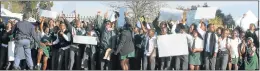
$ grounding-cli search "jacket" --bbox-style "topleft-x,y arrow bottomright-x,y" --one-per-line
115,29 -> 135,56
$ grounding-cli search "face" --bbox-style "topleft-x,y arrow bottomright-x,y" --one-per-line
55,21 -> 60,26
45,28 -> 50,33
134,27 -> 139,33
180,29 -> 185,34
106,22 -> 111,29
209,25 -> 215,32
222,30 -> 229,38
149,30 -> 155,38
59,24 -> 66,31
201,23 -> 206,31
247,39 -> 253,44
49,20 -> 54,27
249,24 -> 255,31
6,23 -> 12,30
161,28 -> 167,35
189,25 -> 194,33
193,30 -> 198,37
232,31 -> 238,38
76,21 -> 81,28
217,29 -> 222,35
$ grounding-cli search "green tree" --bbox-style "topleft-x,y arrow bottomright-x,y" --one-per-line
39,1 -> 53,10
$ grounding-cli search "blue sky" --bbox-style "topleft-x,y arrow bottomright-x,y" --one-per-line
51,1 -> 259,20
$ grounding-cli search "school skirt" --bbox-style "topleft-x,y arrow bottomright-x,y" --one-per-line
189,52 -> 201,65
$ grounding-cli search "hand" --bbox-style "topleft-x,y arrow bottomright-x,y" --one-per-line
104,11 -> 108,19
59,31 -> 64,35
229,57 -> 232,62
40,43 -> 46,47
213,53 -> 217,57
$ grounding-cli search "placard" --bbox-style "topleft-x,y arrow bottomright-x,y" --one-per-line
235,10 -> 258,31
194,7 -> 218,19
8,41 -> 15,61
40,10 -> 58,19
117,7 -> 127,28
73,36 -> 97,45
157,34 -> 189,57
158,8 -> 184,21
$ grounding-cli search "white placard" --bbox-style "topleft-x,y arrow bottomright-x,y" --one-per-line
109,11 -> 116,22
73,36 -> 97,45
117,7 -> 127,28
40,10 -> 58,19
159,8 -> 184,21
157,34 -> 189,57
195,7 -> 218,19
8,41 -> 15,61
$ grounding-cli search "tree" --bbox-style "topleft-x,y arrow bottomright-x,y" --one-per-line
106,0 -> 167,26
224,14 -> 235,28
209,16 -> 223,28
39,1 -> 53,10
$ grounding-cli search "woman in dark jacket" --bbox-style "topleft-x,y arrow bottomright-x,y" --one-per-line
0,22 -> 13,70
115,23 -> 135,70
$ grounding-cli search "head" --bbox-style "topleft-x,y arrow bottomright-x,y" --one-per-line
134,27 -> 139,33
44,27 -> 50,34
161,27 -> 167,35
23,13 -> 30,21
200,22 -> 206,31
247,37 -> 254,44
75,20 -> 81,28
179,24 -> 186,34
59,23 -> 66,31
114,11 -> 119,20
216,27 -> 223,35
189,23 -> 196,33
232,29 -> 239,38
208,24 -> 215,32
221,28 -> 229,38
249,23 -> 256,31
6,22 -> 12,30
148,29 -> 155,38
160,21 -> 167,29
97,11 -> 101,16
49,19 -> 54,27
55,20 -> 60,26
105,22 -> 112,29
192,29 -> 199,38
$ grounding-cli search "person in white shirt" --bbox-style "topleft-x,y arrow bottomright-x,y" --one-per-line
189,29 -> 204,70
203,24 -> 218,70
144,29 -> 157,70
228,29 -> 241,70
216,28 -> 230,70
197,21 -> 207,39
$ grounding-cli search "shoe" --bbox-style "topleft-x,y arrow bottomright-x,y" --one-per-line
35,65 -> 41,70
12,67 -> 20,70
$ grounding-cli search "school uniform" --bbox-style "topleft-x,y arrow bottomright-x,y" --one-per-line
69,27 -> 86,70
230,38 -> 241,65
189,37 -> 204,65
203,31 -> 219,70
216,37 -> 230,70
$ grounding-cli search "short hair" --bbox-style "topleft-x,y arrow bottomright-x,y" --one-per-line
23,13 -> 30,20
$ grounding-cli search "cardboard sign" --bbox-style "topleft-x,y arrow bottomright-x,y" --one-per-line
159,8 -> 184,21
157,34 -> 189,57
8,41 -> 15,61
40,10 -> 58,19
195,7 -> 218,19
73,36 -> 97,45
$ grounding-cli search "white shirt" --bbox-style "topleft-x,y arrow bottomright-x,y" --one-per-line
205,32 -> 219,52
218,37 -> 231,51
146,36 -> 157,57
230,38 -> 241,58
194,37 -> 204,49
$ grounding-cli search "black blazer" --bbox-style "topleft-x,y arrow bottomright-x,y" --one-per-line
115,29 -> 135,56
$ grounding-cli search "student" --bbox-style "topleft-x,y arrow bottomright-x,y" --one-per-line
175,24 -> 192,70
115,24 -> 135,70
189,29 -> 204,70
216,29 -> 230,70
0,22 -> 13,70
203,24 -> 218,70
144,29 -> 157,70
228,30 -> 241,70
159,27 -> 172,70
241,37 -> 258,70
35,18 -> 54,70
69,18 -> 86,70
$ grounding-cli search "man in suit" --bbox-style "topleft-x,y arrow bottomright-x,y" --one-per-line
203,24 -> 219,70
12,13 -> 40,70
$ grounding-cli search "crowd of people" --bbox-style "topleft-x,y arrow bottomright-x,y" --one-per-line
0,10 -> 259,70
